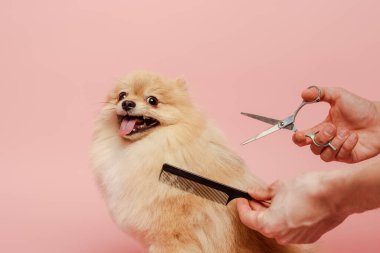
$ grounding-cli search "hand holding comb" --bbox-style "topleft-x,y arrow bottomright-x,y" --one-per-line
159,164 -> 271,206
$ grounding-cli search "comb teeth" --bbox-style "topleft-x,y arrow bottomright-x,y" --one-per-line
159,169 -> 229,205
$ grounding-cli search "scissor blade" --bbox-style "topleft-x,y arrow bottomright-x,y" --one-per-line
241,112 -> 280,126
241,124 -> 282,145
241,112 -> 294,131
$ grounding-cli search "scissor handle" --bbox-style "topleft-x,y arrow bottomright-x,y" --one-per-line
305,131 -> 337,151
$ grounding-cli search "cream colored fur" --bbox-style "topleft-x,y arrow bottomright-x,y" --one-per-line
91,72 -> 303,253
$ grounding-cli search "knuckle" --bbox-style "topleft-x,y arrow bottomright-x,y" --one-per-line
346,134 -> 358,147
261,222 -> 278,238
320,149 -> 336,162
264,229 -> 275,238
340,142 -> 352,153
315,133 -> 325,143
339,147 -> 349,154
319,132 -> 333,142
277,238 -> 289,245
270,180 -> 284,192
336,151 -> 348,161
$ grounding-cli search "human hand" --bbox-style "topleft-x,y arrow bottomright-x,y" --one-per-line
236,171 -> 348,244
293,87 -> 380,163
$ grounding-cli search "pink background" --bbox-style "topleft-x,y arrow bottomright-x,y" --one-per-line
1,1 -> 379,252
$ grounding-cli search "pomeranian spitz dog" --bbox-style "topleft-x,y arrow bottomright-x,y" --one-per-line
91,72 -> 303,253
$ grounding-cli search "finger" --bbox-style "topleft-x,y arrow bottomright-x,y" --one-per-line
306,124 -> 336,155
268,180 -> 285,194
301,87 -> 320,102
247,184 -> 272,201
248,199 -> 267,211
320,128 -> 349,162
237,199 -> 276,238
292,131 -> 309,147
336,132 -> 359,163
236,198 -> 263,231
296,122 -> 333,147
314,124 -> 336,147
267,224 -> 294,244
310,143 -> 323,155
310,124 -> 336,155
320,87 -> 343,104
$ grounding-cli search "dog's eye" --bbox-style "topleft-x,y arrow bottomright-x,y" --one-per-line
118,92 -> 127,101
146,96 -> 159,106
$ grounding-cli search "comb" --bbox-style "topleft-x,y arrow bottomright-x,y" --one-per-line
159,163 -> 270,206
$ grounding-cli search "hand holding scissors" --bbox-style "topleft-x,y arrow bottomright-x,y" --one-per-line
242,86 -> 336,151
242,86 -> 380,163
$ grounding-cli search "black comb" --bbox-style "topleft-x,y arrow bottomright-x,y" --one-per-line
159,163 -> 270,206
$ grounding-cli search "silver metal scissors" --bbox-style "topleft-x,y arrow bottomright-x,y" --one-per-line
241,86 -> 336,150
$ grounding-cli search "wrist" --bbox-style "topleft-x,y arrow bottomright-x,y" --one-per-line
323,164 -> 380,215
320,170 -> 355,216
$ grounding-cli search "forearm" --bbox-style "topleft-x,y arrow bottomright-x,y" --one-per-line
347,158 -> 380,213
326,158 -> 380,216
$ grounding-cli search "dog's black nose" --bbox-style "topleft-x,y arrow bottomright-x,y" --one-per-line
122,100 -> 136,111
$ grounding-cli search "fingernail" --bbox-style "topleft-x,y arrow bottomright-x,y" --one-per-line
338,129 -> 348,139
323,126 -> 335,137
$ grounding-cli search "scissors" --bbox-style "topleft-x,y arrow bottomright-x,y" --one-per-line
241,86 -> 336,150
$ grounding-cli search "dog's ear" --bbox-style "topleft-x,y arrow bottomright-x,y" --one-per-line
175,76 -> 188,91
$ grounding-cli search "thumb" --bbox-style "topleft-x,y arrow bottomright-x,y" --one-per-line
237,198 -> 266,231
247,184 -> 272,201
301,86 -> 339,104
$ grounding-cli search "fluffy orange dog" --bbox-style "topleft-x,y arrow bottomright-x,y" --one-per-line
91,72 -> 303,253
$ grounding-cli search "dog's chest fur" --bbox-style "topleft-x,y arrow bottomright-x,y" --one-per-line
95,129 -> 201,233
99,141 -> 163,227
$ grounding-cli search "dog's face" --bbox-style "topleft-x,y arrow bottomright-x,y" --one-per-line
103,72 -> 193,142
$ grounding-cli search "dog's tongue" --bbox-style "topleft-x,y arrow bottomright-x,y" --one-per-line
119,118 -> 137,136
